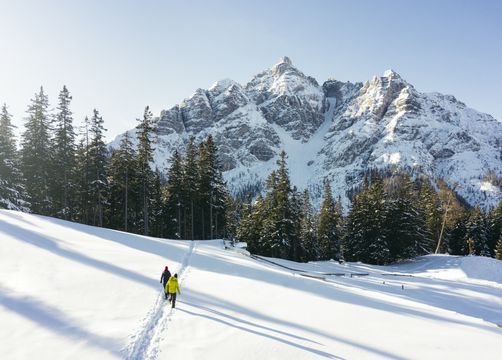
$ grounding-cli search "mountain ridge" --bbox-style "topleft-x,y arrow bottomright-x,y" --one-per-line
111,57 -> 502,210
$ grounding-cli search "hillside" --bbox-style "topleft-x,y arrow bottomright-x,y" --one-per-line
0,210 -> 501,359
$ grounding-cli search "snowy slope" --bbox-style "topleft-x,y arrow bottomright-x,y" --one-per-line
1,210 -> 501,359
110,57 -> 502,210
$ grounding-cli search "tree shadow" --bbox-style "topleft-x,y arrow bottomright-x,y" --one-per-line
40,215 -> 187,259
177,307 -> 345,360
0,210 -> 40,228
329,273 -> 502,327
0,285 -> 122,358
0,219 -> 157,289
182,298 -> 322,345
178,290 -> 409,360
191,245 -> 502,336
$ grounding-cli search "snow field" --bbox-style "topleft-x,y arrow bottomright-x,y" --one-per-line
1,210 -> 501,360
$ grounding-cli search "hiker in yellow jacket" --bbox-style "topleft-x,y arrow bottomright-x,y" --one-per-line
165,273 -> 181,308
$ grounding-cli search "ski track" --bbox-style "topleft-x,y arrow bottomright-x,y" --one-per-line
125,240 -> 196,360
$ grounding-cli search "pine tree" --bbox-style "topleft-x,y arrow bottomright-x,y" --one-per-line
269,151 -> 299,259
225,195 -> 243,242
51,86 -> 77,219
237,195 -> 266,254
345,173 -> 390,264
0,104 -> 29,211
74,117 -> 92,224
21,87 -> 53,214
149,169 -> 164,237
183,137 -> 198,239
385,173 -> 432,261
87,109 -> 108,227
136,106 -> 156,235
446,215 -> 468,255
317,178 -> 341,260
299,189 -> 318,261
197,135 -> 228,239
488,200 -> 502,257
107,132 -> 138,231
163,149 -> 184,239
418,178 -> 442,245
495,233 -> 502,260
465,207 -> 491,256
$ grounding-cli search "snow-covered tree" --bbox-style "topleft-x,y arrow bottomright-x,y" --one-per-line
136,106 -> 156,235
51,86 -> 77,219
183,137 -> 198,239
107,132 -> 138,232
345,173 -> 390,265
496,233 -> 502,260
21,87 -> 53,214
163,149 -> 184,239
385,173 -> 432,261
0,104 -> 29,211
87,109 -> 108,227
317,178 -> 341,260
197,135 -> 228,239
299,189 -> 318,261
465,207 -> 491,256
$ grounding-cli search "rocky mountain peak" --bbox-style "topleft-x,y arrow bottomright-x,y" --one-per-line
278,56 -> 292,65
383,68 -> 401,79
208,78 -> 241,94
112,59 -> 502,211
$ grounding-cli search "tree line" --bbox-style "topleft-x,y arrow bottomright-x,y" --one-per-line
1,86 -> 502,263
0,86 -> 227,239
235,155 -> 502,264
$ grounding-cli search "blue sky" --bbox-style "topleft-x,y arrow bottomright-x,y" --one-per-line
1,0 -> 501,140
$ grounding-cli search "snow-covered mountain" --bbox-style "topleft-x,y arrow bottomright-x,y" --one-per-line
1,210 -> 501,359
111,57 -> 502,209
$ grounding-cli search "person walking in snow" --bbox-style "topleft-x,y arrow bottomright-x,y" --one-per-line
166,273 -> 181,308
160,266 -> 171,299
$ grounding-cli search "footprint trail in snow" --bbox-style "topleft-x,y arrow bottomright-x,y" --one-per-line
125,240 -> 196,360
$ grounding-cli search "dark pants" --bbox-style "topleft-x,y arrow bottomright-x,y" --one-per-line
169,292 -> 177,308
163,283 -> 168,299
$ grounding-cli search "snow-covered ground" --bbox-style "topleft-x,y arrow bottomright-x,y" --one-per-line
0,210 -> 501,359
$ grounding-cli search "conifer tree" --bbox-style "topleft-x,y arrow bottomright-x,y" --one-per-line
385,173 -> 432,261
317,178 -> 341,260
488,200 -> 502,257
107,132 -> 138,231
21,87 -> 53,214
299,189 -> 318,261
136,106 -> 156,235
225,195 -> 243,242
197,135 -> 228,239
51,86 -> 77,219
418,178 -> 442,244
237,195 -> 266,254
163,149 -> 184,238
495,233 -> 502,260
261,151 -> 299,259
465,207 -> 491,256
446,215 -> 468,255
0,104 -> 29,211
345,173 -> 390,264
87,109 -> 108,227
183,137 -> 198,239
149,169 -> 164,237
74,117 -> 92,224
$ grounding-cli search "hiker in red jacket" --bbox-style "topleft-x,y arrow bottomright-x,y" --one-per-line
160,266 -> 171,299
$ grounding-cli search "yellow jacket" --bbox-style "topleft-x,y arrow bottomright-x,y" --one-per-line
166,276 -> 180,294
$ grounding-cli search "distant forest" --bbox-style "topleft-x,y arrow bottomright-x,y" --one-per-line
1,86 -> 502,263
